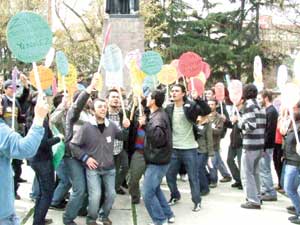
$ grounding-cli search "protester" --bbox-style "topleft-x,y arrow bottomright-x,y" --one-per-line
142,89 -> 175,225
281,102 -> 300,224
2,75 -> 30,199
70,98 -> 130,225
257,90 -> 278,201
233,84 -> 266,209
0,95 -> 49,225
207,98 -> 231,187
196,114 -> 214,196
106,88 -> 129,195
63,74 -> 98,225
165,84 -> 210,211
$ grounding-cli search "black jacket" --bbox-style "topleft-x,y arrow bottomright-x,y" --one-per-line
144,108 -> 172,165
284,126 -> 300,167
165,97 -> 211,140
265,105 -> 278,149
28,118 -> 60,162
64,91 -> 90,157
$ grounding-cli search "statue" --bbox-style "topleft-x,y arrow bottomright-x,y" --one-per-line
106,0 -> 139,15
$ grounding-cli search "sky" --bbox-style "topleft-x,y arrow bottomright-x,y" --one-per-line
52,0 -> 299,30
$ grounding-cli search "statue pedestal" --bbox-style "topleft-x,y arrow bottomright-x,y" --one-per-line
102,16 -> 144,93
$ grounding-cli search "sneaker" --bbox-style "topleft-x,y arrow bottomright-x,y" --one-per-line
200,190 -> 210,196
116,188 -> 126,195
291,217 -> 300,225
17,178 -> 27,183
45,219 -> 53,224
168,216 -> 175,223
289,216 -> 299,221
209,183 -> 217,188
168,197 -> 180,206
192,203 -> 201,212
240,202 -> 261,209
231,182 -> 242,188
287,206 -> 297,215
220,176 -> 232,183
102,218 -> 112,225
50,202 -> 66,211
261,195 -> 277,201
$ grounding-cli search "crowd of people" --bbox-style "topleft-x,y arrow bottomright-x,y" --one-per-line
0,72 -> 300,225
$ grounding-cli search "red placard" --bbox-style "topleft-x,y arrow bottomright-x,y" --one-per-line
201,62 -> 211,79
188,77 -> 204,96
179,52 -> 202,78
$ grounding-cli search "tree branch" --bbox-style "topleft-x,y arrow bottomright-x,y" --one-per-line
62,1 -> 100,54
54,0 -> 74,43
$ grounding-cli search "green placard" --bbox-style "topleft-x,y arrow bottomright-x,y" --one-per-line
6,12 -> 52,63
55,51 -> 69,76
141,51 -> 163,76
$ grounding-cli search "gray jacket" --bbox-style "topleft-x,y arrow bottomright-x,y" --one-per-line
70,118 -> 128,170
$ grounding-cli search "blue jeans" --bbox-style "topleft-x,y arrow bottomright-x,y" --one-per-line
284,164 -> 300,216
63,158 -> 87,224
0,213 -> 20,225
260,148 -> 277,197
280,160 -> 286,189
86,169 -> 116,223
166,149 -> 201,204
30,176 -> 40,200
52,159 -> 72,205
143,164 -> 174,225
197,152 -> 209,193
31,160 -> 55,225
209,150 -> 231,184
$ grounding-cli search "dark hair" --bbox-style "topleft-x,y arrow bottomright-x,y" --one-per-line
91,98 -> 106,110
243,84 -> 258,100
106,88 -> 119,98
151,89 -> 165,107
53,91 -> 64,108
259,90 -> 273,102
171,83 -> 186,94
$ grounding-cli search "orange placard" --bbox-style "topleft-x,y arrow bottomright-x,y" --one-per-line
29,65 -> 54,90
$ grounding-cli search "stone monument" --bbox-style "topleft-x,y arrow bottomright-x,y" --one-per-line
102,0 -> 144,93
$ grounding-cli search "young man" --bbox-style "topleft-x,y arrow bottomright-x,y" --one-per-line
232,84 -> 266,209
2,75 -> 30,199
257,90 -> 278,201
165,84 -> 211,211
70,98 -> 130,225
63,74 -> 99,225
107,89 -> 129,195
207,98 -> 231,187
0,95 -> 49,225
142,89 -> 174,225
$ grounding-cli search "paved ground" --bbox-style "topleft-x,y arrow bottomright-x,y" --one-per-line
15,135 -> 292,225
15,164 -> 291,225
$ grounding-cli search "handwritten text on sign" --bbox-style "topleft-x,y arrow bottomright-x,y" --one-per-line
6,12 -> 52,63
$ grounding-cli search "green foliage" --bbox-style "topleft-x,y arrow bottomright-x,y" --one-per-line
141,0 -> 266,83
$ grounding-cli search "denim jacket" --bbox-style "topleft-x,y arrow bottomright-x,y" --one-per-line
0,119 -> 44,219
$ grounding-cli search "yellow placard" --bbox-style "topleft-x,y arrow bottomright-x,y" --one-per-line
58,64 -> 78,91
157,65 -> 177,85
29,65 -> 54,90
130,60 -> 146,86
